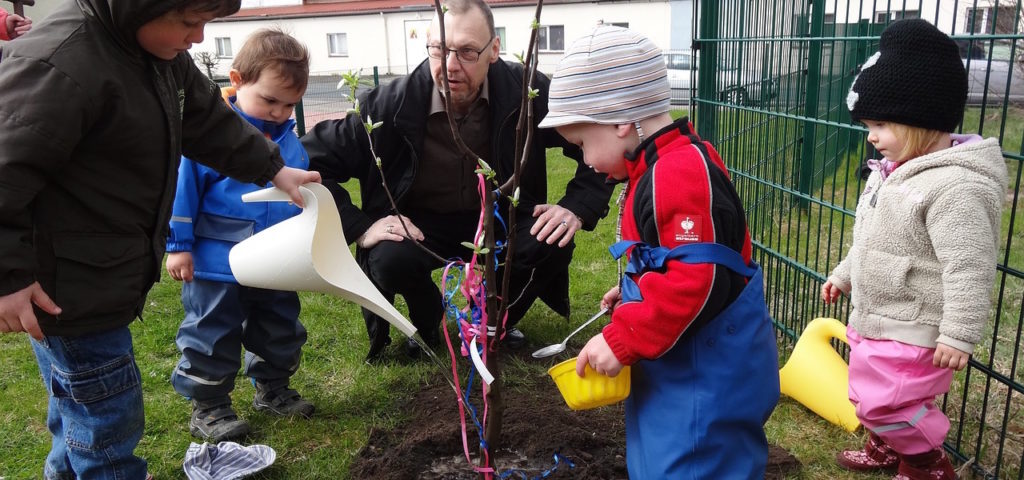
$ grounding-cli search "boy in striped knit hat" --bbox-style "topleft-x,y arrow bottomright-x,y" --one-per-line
538,25 -> 780,479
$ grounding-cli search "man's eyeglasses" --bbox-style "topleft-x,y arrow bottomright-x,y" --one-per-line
426,37 -> 494,63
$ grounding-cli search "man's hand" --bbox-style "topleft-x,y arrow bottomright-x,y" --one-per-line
934,343 -> 970,371
270,167 -> 322,208
356,215 -> 424,249
530,204 -> 581,247
5,13 -> 31,39
0,282 -> 60,341
166,252 -> 195,282
576,333 -> 624,377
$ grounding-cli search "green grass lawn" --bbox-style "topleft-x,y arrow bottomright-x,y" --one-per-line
2,112 -> 1002,478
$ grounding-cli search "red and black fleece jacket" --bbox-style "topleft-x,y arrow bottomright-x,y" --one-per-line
602,118 -> 754,366
0,9 -> 10,41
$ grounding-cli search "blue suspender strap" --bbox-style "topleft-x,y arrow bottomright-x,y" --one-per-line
609,241 -> 758,303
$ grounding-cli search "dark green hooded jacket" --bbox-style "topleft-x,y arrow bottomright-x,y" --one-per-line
0,0 -> 285,336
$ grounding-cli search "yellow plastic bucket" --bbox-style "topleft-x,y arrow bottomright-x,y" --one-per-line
548,357 -> 630,410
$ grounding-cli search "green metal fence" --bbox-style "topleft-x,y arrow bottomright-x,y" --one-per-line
694,0 -> 1024,477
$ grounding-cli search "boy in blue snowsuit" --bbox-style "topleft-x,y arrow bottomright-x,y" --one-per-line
166,28 -> 314,443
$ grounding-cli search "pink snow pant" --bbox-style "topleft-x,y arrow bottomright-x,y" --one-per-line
847,326 -> 954,455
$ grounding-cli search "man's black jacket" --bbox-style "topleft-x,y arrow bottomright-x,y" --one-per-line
301,59 -> 613,244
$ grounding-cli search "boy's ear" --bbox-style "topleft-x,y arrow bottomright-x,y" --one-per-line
615,124 -> 633,139
228,69 -> 243,89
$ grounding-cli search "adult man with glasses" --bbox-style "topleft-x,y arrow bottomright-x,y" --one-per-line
302,0 -> 613,360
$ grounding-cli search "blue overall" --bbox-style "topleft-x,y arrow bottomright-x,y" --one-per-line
611,241 -> 781,479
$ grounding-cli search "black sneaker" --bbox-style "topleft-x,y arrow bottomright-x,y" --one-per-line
365,333 -> 392,362
253,382 -> 315,418
404,337 -> 423,359
403,331 -> 443,359
486,326 -> 527,349
502,328 -> 527,349
190,398 -> 249,443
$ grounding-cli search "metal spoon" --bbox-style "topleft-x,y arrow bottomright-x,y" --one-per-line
531,307 -> 610,358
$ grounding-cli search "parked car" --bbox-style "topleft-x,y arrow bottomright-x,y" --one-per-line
956,40 -> 1023,105
963,57 -> 1024,106
665,51 -> 695,104
664,51 -> 777,107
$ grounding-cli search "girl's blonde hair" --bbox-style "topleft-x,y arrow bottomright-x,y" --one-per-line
889,123 -> 949,160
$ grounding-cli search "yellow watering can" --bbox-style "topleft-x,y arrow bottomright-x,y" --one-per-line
778,317 -> 860,432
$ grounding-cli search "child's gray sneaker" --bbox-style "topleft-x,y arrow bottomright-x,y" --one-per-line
190,398 -> 250,443
253,382 -> 315,418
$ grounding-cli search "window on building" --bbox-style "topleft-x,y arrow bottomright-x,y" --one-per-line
964,6 -> 1016,60
496,26 -> 506,53
822,13 -> 835,24
965,6 -> 1017,34
328,33 -> 348,57
874,10 -> 920,23
215,37 -> 232,58
537,25 -> 564,52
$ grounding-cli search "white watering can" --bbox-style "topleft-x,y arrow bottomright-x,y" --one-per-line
228,183 -> 417,339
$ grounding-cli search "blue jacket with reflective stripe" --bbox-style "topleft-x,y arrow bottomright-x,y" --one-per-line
166,97 -> 309,283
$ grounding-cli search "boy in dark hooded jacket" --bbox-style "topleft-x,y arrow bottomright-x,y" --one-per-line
0,1 -> 320,478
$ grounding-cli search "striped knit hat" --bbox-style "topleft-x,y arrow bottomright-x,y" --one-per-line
538,25 -> 670,128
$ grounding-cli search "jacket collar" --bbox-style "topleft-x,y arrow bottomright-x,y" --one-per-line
625,117 -> 697,180
429,76 -> 490,115
225,95 -> 296,141
394,59 -> 523,142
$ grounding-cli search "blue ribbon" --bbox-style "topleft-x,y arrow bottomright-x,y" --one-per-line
609,241 -> 758,303
497,452 -> 576,479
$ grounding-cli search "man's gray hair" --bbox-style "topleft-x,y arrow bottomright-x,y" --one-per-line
442,0 -> 495,37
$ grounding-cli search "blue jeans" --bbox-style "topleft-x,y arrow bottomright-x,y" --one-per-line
32,326 -> 147,480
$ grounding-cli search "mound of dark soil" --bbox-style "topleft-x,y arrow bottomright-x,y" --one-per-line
350,363 -> 800,479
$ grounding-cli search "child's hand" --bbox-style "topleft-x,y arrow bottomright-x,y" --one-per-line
934,343 -> 970,371
166,252 -> 195,282
600,286 -> 621,312
576,333 -> 624,377
271,167 -> 322,208
821,280 -> 841,304
0,282 -> 59,341
5,13 -> 31,40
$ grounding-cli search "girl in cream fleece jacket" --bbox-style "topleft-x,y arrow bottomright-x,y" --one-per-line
821,19 -> 1008,480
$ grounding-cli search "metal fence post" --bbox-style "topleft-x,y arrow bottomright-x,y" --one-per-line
295,98 -> 306,137
695,0 -> 719,141
796,0 -> 824,209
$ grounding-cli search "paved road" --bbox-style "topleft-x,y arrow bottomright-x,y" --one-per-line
298,74 -> 403,132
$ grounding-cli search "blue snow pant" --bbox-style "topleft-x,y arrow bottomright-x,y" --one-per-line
171,279 -> 306,401
621,243 -> 781,479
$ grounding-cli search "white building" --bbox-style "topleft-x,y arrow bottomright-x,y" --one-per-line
820,0 -> 1019,37
191,0 -> 693,77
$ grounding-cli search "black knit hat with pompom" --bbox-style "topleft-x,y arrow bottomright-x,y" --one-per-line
846,19 -> 967,132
